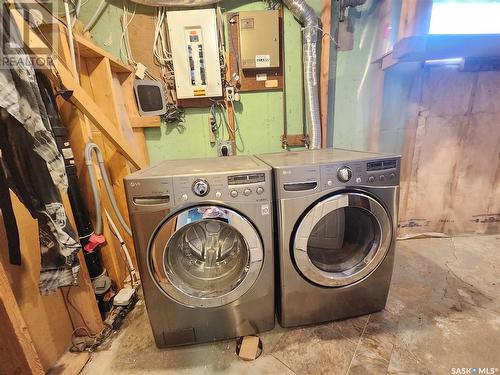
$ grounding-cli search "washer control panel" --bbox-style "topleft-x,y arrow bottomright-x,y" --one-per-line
172,171 -> 270,204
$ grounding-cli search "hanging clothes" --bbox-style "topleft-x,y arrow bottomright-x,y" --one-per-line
0,4 -> 81,295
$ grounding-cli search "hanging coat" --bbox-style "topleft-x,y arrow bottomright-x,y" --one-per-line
0,4 -> 81,295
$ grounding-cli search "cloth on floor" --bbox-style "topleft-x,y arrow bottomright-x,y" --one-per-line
0,4 -> 81,295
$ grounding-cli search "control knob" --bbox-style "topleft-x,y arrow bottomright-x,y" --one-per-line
256,187 -> 264,195
230,190 -> 238,198
337,167 -> 352,183
192,179 -> 209,197
244,188 -> 252,196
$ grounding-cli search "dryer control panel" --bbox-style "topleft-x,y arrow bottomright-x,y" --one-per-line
274,157 -> 400,199
320,157 -> 400,190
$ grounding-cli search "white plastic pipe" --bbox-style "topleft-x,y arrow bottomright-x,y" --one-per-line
63,0 -> 79,82
105,210 -> 139,285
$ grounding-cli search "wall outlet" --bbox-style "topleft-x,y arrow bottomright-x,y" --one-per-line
217,140 -> 234,156
225,86 -> 235,101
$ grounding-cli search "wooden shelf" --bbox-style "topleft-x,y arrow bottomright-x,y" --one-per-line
379,34 -> 500,70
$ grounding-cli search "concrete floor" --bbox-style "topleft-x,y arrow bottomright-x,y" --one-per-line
81,235 -> 500,375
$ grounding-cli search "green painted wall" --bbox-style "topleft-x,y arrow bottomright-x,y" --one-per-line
77,0 -> 321,164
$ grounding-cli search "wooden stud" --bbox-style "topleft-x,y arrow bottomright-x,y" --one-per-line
398,0 -> 432,40
320,0 -> 332,148
117,71 -> 153,163
281,134 -> 307,147
9,10 -> 145,170
74,62 -> 130,290
0,260 -> 44,375
60,194 -> 104,335
130,116 -> 162,128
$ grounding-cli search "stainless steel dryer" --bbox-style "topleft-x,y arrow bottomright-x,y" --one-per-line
257,149 -> 400,328
124,156 -> 274,347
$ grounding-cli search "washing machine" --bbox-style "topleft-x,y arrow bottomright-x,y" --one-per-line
124,156 -> 275,347
257,148 -> 400,327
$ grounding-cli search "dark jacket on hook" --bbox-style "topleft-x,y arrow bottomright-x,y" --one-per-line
0,4 -> 81,295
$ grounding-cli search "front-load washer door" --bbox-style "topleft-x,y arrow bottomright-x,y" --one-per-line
293,192 -> 392,287
148,205 -> 264,308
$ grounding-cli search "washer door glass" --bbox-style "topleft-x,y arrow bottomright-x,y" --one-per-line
149,206 -> 263,308
293,192 -> 392,287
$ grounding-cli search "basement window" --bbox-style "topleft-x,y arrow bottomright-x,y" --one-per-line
429,1 -> 500,35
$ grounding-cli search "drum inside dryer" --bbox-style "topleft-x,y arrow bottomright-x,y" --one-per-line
307,206 -> 380,273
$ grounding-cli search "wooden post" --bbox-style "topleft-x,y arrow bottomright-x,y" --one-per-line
398,0 -> 432,40
320,0 -> 332,149
0,260 -> 44,375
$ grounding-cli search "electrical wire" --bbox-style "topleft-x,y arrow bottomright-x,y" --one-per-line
302,25 -> 338,46
216,5 -> 227,86
229,99 -> 244,152
153,6 -> 175,81
120,0 -> 136,65
83,0 -> 107,32
227,15 -> 240,84
105,209 -> 139,287
65,286 -> 95,334
209,99 -> 244,152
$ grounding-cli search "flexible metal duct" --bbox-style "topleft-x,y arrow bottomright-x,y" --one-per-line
128,0 -> 220,6
282,0 -> 321,149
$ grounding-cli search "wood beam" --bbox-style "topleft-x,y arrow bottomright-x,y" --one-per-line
0,260 -> 44,375
9,7 -> 145,170
320,0 -> 332,149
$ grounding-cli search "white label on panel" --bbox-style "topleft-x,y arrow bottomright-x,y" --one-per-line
256,73 -> 267,81
255,55 -> 271,68
261,204 -> 270,216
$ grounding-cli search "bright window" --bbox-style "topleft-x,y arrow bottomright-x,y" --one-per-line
429,1 -> 500,35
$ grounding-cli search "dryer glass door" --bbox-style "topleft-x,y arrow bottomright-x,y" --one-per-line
293,192 -> 392,287
149,206 -> 263,308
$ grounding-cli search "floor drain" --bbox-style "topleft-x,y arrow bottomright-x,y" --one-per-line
235,335 -> 263,360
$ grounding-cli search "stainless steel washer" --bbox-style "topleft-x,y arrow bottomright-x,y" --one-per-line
125,156 -> 274,347
257,148 -> 400,327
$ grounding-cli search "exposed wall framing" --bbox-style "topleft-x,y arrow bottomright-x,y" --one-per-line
1,5 -> 152,372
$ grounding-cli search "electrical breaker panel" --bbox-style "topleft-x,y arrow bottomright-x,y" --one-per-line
239,10 -> 280,69
167,9 -> 222,99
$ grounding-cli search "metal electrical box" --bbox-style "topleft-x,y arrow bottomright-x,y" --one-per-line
167,9 -> 222,99
239,10 -> 280,70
